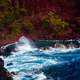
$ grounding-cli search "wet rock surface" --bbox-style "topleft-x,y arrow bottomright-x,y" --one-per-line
0,58 -> 13,80
0,44 -> 15,56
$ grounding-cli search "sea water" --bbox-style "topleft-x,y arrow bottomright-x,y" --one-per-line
3,37 -> 80,80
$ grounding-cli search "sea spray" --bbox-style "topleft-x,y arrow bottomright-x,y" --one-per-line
12,36 -> 37,55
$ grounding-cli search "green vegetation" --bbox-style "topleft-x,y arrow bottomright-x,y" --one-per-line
0,0 -> 34,39
42,11 -> 69,35
0,0 -> 71,39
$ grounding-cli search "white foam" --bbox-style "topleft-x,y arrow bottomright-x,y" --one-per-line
3,38 -> 80,80
42,48 -> 80,54
32,72 -> 47,80
11,36 -> 36,55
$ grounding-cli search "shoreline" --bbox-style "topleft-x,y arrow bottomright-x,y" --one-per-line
0,35 -> 80,47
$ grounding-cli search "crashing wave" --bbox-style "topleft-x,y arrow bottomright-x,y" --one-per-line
1,37 -> 80,80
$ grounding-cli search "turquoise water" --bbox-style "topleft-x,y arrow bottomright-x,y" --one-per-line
3,48 -> 80,80
3,37 -> 80,80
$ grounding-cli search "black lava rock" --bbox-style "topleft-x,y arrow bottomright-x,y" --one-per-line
0,58 -> 13,80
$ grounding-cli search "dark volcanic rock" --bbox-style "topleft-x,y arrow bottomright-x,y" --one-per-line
0,44 -> 15,56
0,58 -> 13,80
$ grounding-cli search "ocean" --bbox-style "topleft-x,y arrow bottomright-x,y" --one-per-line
2,36 -> 80,80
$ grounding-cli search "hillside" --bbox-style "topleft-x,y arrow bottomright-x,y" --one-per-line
0,0 -> 80,45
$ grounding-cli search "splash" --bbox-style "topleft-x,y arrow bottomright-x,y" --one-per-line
12,36 -> 37,55
2,39 -> 80,80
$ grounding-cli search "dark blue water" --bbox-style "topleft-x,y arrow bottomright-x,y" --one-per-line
3,48 -> 80,80
2,37 -> 80,80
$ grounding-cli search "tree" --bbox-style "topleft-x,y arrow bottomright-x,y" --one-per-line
0,0 -> 26,38
42,11 -> 69,35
